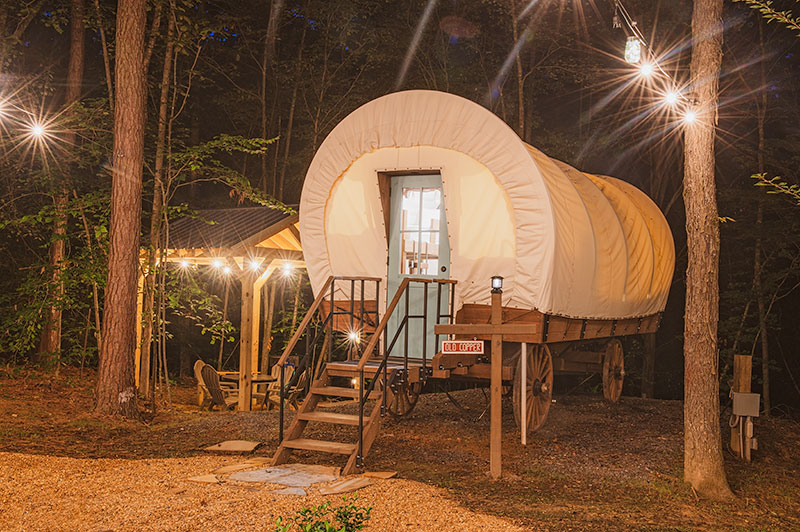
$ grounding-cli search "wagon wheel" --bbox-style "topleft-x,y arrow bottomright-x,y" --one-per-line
389,380 -> 423,418
513,344 -> 554,433
602,339 -> 625,403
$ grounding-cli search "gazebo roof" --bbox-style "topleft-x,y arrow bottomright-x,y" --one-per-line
166,206 -> 301,257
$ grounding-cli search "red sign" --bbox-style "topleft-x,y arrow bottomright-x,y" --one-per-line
442,340 -> 484,354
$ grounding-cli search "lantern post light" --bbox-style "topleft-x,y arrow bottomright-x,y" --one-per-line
491,275 -> 504,294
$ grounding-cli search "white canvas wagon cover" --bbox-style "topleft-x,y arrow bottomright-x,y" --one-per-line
300,90 -> 675,320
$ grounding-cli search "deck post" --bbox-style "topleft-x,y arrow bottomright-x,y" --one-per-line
490,289 -> 502,479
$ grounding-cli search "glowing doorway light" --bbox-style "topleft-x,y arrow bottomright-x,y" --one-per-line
624,36 -> 642,64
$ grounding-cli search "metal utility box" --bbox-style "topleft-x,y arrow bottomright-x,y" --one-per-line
732,392 -> 761,418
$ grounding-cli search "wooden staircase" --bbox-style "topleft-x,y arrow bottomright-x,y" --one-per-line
270,276 -> 454,475
271,363 -> 395,475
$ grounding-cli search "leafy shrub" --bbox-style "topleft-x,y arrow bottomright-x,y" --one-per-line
272,494 -> 371,532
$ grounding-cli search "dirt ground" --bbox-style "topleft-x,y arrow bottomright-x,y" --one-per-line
1,367 -> 799,531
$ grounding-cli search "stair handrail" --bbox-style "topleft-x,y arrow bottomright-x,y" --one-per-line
274,275 -> 335,369
355,277 -> 412,371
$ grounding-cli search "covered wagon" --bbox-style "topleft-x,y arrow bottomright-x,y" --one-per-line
272,90 -> 675,474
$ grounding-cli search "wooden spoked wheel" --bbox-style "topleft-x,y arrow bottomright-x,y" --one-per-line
602,339 -> 625,403
513,344 -> 554,434
389,380 -> 423,418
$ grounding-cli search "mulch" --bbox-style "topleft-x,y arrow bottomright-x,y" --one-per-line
1,367 -> 799,531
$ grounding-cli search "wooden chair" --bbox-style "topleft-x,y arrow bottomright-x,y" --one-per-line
264,364 -> 296,410
286,370 -> 308,410
201,364 -> 239,411
194,359 -> 235,408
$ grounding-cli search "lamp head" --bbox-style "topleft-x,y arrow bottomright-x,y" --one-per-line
491,275 -> 504,293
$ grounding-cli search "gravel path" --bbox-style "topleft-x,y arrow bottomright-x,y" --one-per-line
0,452 -> 527,532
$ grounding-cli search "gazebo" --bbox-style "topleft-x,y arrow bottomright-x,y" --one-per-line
135,206 -> 304,410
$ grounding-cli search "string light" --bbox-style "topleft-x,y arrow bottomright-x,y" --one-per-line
638,62 -> 654,78
248,259 -> 261,271
222,265 -> 232,275
624,36 -> 642,64
179,259 -> 190,269
613,0 -> 699,128
29,123 -> 45,137
282,262 -> 293,276
211,258 -> 224,269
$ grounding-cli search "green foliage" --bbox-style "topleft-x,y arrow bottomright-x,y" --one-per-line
732,0 -> 800,36
168,134 -> 291,212
272,495 -> 372,532
753,173 -> 800,205
163,267 -> 236,345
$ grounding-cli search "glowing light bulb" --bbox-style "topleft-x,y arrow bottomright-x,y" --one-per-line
31,123 -> 45,137
211,258 -> 224,269
348,331 -> 360,343
639,62 -> 654,78
222,265 -> 232,275
249,259 -> 261,271
282,263 -> 293,276
683,109 -> 697,124
664,91 -> 679,106
179,259 -> 190,269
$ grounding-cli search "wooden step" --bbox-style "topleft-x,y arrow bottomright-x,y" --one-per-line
297,411 -> 361,425
282,438 -> 356,455
310,386 -> 381,399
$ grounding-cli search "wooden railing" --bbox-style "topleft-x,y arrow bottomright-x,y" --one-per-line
353,277 -> 456,467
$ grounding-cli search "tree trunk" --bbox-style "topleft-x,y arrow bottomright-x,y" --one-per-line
95,0 -> 148,419
140,4 -> 175,398
92,0 -> 114,110
36,0 -> 85,370
261,0 -> 283,194
509,0 -> 524,138
754,19 -> 770,416
277,17 -> 307,199
682,0 -> 732,499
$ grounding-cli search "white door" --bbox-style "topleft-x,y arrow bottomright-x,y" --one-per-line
387,174 -> 450,361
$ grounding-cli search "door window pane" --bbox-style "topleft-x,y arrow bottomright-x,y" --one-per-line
419,231 -> 439,274
398,183 -> 443,276
400,231 -> 420,275
420,188 -> 441,231
401,188 -> 421,231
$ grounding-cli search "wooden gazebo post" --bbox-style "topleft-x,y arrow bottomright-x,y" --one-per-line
237,259 -> 277,411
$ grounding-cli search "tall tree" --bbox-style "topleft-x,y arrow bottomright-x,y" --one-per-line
36,0 -> 86,369
140,2 -> 175,398
681,0 -> 732,499
95,0 -> 148,418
